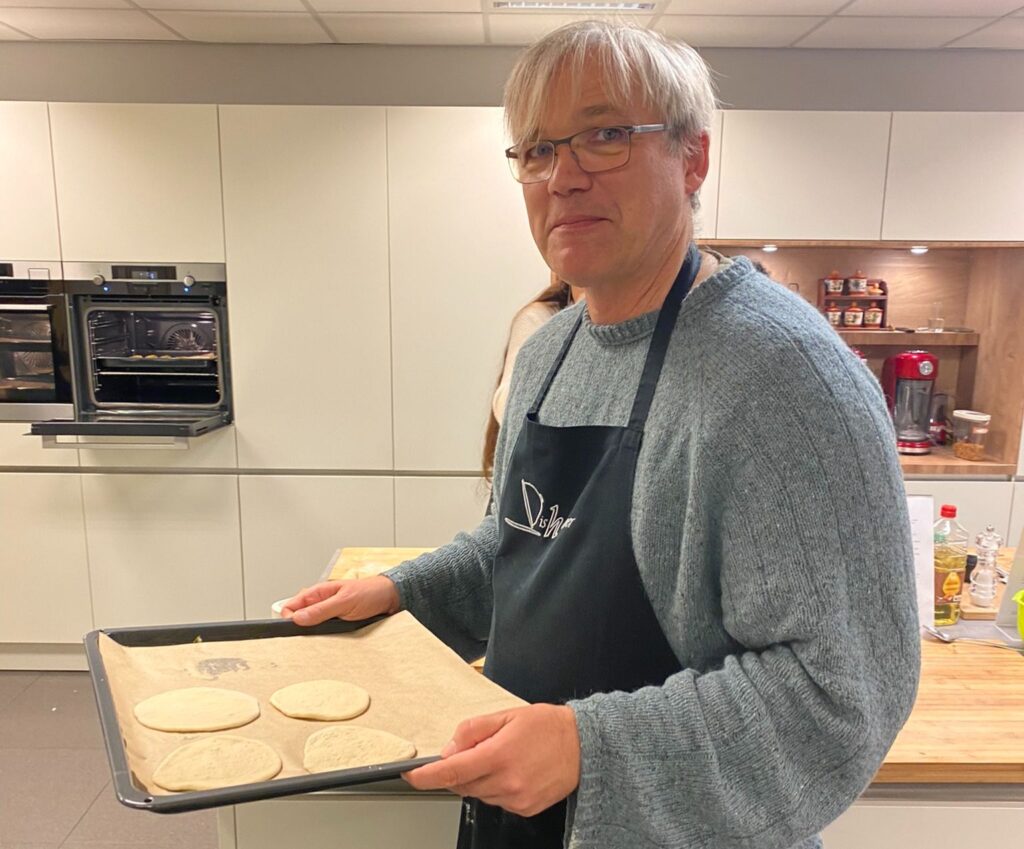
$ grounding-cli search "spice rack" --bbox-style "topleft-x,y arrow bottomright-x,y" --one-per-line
816,277 -> 889,330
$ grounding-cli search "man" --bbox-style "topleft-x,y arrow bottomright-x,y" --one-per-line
284,20 -> 920,849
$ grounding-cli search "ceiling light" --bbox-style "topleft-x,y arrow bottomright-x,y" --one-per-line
493,2 -> 656,10
910,245 -> 929,255
762,244 -> 778,253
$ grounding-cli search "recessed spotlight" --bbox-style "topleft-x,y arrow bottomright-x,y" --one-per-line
762,244 -> 778,253
910,245 -> 929,255
492,1 -> 655,9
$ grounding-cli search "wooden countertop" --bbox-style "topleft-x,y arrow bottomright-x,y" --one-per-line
329,547 -> 1024,785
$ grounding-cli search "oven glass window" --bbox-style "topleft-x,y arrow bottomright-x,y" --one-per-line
86,309 -> 221,407
0,308 -> 57,402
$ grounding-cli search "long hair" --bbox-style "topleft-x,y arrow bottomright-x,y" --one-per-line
482,279 -> 573,483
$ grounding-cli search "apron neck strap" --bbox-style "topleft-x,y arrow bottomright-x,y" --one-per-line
528,243 -> 702,424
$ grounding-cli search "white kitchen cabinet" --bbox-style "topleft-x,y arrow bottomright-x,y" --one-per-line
1010,482 -> 1024,550
902,479 -> 1014,541
0,102 -> 61,261
717,111 -> 890,241
0,473 -> 92,643
238,475 -> 394,619
694,110 -> 722,239
219,105 -> 393,471
49,103 -> 224,262
82,474 -> 243,628
388,107 -> 549,472
0,423 -> 78,467
76,427 -> 238,470
883,112 -> 1024,242
232,796 -> 460,849
395,476 -> 489,547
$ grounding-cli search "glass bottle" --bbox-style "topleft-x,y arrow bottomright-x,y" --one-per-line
933,504 -> 969,626
970,525 -> 1002,609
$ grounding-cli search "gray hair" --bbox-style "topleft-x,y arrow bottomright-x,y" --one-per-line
503,20 -> 717,159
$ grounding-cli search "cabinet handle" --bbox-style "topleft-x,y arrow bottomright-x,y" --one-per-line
40,435 -> 190,450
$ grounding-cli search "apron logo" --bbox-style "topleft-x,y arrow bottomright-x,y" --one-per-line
504,479 -> 576,539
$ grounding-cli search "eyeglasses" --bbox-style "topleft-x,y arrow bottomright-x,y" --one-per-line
505,124 -> 667,184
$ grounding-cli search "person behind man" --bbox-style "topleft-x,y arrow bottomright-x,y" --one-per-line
283,20 -> 920,849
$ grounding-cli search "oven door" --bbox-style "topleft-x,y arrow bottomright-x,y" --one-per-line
0,295 -> 74,422
31,410 -> 230,438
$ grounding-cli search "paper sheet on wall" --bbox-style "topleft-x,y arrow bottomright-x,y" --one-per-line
906,495 -> 935,627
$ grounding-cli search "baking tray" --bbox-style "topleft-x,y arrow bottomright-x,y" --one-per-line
84,616 -> 439,814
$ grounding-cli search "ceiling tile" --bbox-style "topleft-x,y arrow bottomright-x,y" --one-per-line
842,0 -> 1021,16
0,0 -> 128,7
321,12 -> 484,44
312,0 -> 480,10
0,19 -> 31,37
949,17 -> 1024,48
797,16 -> 989,48
665,0 -> 844,13
0,9 -> 177,39
152,11 -> 328,42
137,0 -> 306,11
488,13 -> 650,45
656,15 -> 821,47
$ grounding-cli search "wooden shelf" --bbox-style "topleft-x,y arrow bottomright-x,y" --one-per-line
839,330 -> 980,347
899,445 -> 1015,476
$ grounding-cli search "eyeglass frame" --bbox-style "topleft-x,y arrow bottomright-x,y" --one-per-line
504,123 -> 668,184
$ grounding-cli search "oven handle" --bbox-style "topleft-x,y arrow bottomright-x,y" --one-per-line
40,435 -> 190,450
0,303 -> 51,312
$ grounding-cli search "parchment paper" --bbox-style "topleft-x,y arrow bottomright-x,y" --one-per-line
97,612 -> 524,795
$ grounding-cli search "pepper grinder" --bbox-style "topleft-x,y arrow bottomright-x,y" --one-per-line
970,525 -> 1003,608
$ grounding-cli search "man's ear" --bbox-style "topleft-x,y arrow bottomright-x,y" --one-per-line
684,130 -> 711,197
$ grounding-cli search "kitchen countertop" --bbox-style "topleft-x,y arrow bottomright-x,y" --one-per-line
328,547 -> 1024,786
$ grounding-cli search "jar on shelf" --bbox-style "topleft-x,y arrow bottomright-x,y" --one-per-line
825,303 -> 843,327
843,302 -> 864,327
864,302 -> 884,328
951,409 -> 991,461
847,270 -> 868,295
867,280 -> 884,297
824,270 -> 845,294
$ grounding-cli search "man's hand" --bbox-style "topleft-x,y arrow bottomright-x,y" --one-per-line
403,704 -> 581,818
281,576 -> 400,626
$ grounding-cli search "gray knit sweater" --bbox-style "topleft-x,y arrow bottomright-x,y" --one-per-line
387,256 -> 921,849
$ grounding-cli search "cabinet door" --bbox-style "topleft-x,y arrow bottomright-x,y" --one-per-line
49,103 -> 224,262
82,474 -> 243,628
694,110 -> 723,239
0,423 -> 78,467
0,102 -> 61,261
902,480 -> 1014,541
0,473 -> 92,642
239,475 -> 394,619
1010,482 -> 1024,551
883,112 -> 1024,241
220,106 -> 392,471
388,107 -> 549,472
717,111 -> 890,240
76,428 -> 237,471
395,476 -> 489,547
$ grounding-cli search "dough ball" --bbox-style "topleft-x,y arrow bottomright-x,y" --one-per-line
134,687 -> 260,733
270,679 -> 371,721
153,736 -> 282,791
303,726 -> 417,774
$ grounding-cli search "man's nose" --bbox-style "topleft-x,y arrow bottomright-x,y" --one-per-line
547,143 -> 591,195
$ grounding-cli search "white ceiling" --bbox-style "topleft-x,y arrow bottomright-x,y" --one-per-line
0,0 -> 1022,48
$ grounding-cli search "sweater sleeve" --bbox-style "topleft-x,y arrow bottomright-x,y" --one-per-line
566,330 -> 921,848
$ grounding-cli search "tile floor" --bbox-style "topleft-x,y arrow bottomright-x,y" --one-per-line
0,671 -> 218,849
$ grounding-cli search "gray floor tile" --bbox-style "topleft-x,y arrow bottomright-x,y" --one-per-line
0,748 -> 109,844
0,673 -> 104,750
0,672 -> 39,711
64,782 -> 217,848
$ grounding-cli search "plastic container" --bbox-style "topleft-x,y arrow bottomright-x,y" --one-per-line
933,504 -> 969,626
1013,589 -> 1024,639
951,409 -> 991,461
843,303 -> 864,327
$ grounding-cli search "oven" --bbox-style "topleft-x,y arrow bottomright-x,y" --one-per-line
0,261 -> 74,422
31,262 -> 232,440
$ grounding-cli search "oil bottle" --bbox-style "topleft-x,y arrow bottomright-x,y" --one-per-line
933,504 -> 969,626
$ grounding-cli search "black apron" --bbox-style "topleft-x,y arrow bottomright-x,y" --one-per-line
456,244 -> 701,849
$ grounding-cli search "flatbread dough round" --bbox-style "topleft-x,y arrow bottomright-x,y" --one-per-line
153,735 -> 282,791
303,726 -> 417,774
134,687 -> 260,733
270,679 -> 370,721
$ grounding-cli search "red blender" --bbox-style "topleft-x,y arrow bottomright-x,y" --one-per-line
881,350 -> 938,455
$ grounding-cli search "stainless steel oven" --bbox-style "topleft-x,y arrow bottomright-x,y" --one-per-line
0,261 -> 74,422
31,262 -> 232,440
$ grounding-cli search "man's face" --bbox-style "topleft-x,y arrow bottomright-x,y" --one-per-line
521,63 -> 708,291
